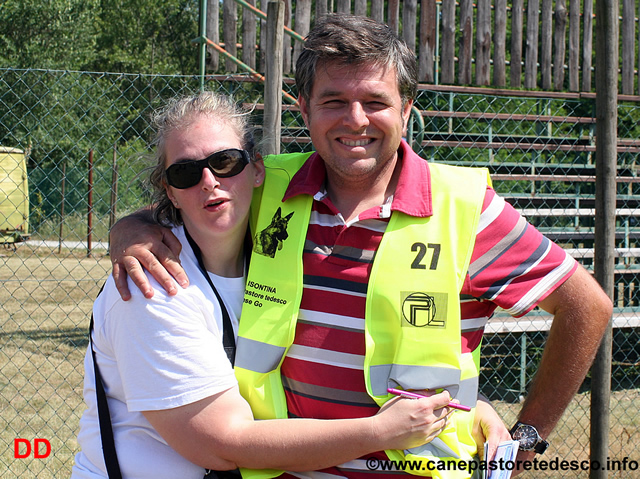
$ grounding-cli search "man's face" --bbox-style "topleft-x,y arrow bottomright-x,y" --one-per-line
299,61 -> 413,187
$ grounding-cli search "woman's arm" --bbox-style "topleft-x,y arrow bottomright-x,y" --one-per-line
144,386 -> 454,472
106,275 -> 452,472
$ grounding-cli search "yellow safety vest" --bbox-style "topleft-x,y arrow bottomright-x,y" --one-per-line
236,152 -> 490,479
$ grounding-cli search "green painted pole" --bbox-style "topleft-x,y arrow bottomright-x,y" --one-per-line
198,0 -> 207,91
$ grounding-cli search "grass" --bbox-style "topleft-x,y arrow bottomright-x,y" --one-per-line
30,211 -> 111,246
492,392 -> 640,478
1,243 -> 110,478
1,244 -> 639,478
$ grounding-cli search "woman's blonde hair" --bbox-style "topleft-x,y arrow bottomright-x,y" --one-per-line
148,91 -> 256,226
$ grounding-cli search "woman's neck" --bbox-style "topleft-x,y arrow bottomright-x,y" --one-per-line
185,225 -> 246,278
201,246 -> 244,278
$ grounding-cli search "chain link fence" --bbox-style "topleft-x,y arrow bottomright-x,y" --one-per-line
1,68 -> 638,477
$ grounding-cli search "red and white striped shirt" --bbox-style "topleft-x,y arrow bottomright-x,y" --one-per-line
278,141 -> 577,478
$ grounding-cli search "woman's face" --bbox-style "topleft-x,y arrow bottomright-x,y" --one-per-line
164,115 -> 264,243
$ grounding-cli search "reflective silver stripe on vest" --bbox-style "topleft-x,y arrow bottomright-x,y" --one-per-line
370,364 -> 479,406
457,376 -> 479,407
407,437 -> 462,459
235,336 -> 286,373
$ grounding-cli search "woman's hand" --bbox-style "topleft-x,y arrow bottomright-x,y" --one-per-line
372,390 -> 454,451
472,396 -> 511,463
110,209 -> 188,300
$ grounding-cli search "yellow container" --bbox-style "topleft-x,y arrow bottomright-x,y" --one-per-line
0,146 -> 29,243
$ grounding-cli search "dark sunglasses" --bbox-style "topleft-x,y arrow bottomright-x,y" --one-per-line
165,148 -> 251,189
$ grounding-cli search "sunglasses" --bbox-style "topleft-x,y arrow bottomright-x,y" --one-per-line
165,148 -> 251,189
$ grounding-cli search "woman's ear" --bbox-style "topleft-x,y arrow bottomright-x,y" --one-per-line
252,158 -> 266,187
165,184 -> 180,208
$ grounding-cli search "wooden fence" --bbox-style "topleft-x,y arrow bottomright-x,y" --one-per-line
205,0 -> 636,94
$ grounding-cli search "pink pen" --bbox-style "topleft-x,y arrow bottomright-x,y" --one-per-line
387,387 -> 472,412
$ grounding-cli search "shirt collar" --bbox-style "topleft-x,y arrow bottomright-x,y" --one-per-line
282,139 -> 433,217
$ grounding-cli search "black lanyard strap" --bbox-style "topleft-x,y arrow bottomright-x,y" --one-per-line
183,227 -> 236,366
90,283 -> 123,479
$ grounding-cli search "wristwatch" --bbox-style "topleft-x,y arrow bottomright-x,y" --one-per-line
510,422 -> 549,454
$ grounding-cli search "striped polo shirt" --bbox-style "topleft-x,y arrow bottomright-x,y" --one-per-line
278,140 -> 577,479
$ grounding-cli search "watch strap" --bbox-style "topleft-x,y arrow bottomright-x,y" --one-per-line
534,439 -> 549,454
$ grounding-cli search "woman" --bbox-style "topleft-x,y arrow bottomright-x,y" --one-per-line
71,91 -> 461,479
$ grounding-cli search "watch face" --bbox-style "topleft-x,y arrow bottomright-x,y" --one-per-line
513,424 -> 538,450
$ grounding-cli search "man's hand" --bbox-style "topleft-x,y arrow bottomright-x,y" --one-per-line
110,211 -> 189,300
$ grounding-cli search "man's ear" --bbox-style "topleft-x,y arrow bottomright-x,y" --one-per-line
401,99 -> 414,136
299,97 -> 310,128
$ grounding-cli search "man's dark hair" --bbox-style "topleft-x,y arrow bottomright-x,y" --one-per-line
295,14 -> 418,106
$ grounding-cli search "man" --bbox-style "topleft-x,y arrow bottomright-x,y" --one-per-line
111,15 -> 612,478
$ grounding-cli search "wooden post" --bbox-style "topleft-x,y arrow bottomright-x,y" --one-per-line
524,0 -> 540,89
582,0 -> 594,92
622,0 -> 635,95
553,0 -> 567,91
418,0 -> 436,83
282,0 -> 292,75
540,0 -> 553,90
353,0 -> 366,17
223,0 -> 238,72
58,160 -> 66,255
264,1 -> 284,156
493,0 -> 507,87
388,0 -> 400,35
510,0 -> 524,87
475,0 -> 491,86
637,0 -> 640,95
441,0 -> 456,84
336,0 -> 350,14
206,0 -> 219,71
568,0 -> 580,91
591,0 -> 618,477
370,0 -> 384,24
458,0 -> 473,85
292,0 -> 312,68
87,149 -> 94,257
109,143 -> 118,249
402,0 -> 417,53
243,0 -> 257,70
259,0 -> 268,72
316,0 -> 329,20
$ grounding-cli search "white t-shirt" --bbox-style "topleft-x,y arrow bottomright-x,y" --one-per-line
72,226 -> 244,479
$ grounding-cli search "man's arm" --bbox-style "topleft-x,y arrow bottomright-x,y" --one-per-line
513,264 -> 612,465
109,207 -> 188,300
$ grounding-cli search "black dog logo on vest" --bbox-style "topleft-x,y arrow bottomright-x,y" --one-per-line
254,207 -> 294,258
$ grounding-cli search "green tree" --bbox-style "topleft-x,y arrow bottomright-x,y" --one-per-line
90,0 -> 199,74
0,0 -> 100,69
0,0 -> 200,74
